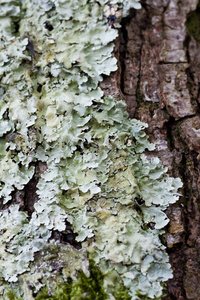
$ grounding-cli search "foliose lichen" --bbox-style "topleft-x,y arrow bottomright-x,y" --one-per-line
0,0 -> 181,299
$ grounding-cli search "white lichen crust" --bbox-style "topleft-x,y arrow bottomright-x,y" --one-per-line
0,0 -> 181,299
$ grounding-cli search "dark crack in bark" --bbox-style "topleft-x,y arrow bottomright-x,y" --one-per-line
23,162 -> 47,217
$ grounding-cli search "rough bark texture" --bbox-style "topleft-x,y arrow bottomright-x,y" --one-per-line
4,1 -> 200,298
101,0 -> 200,298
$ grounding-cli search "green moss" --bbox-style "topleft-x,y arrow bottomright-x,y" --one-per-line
35,260 -> 108,300
136,291 -> 162,300
35,282 -> 72,300
113,284 -> 131,300
186,2 -> 200,43
5,290 -> 23,300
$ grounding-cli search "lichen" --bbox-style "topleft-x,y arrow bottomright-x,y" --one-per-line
0,0 -> 181,299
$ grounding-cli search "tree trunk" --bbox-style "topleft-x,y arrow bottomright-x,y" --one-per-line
1,0 -> 200,299
106,0 -> 200,298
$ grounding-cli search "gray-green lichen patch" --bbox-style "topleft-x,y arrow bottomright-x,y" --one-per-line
0,0 -> 181,299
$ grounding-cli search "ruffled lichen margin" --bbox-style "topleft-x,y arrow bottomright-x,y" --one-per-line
0,0 -> 182,299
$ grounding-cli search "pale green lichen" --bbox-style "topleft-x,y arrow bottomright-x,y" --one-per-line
0,0 -> 181,299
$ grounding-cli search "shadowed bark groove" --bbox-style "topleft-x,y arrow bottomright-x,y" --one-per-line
115,0 -> 200,299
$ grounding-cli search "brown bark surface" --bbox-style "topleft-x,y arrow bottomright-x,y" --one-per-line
101,0 -> 200,298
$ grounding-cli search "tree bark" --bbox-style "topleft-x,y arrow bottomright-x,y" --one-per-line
102,0 -> 200,298
1,0 -> 200,298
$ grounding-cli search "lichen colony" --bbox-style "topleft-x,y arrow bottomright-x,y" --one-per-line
0,0 -> 182,299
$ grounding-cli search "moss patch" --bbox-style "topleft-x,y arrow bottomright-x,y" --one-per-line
35,260 -> 108,300
5,290 -> 23,300
186,2 -> 200,43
